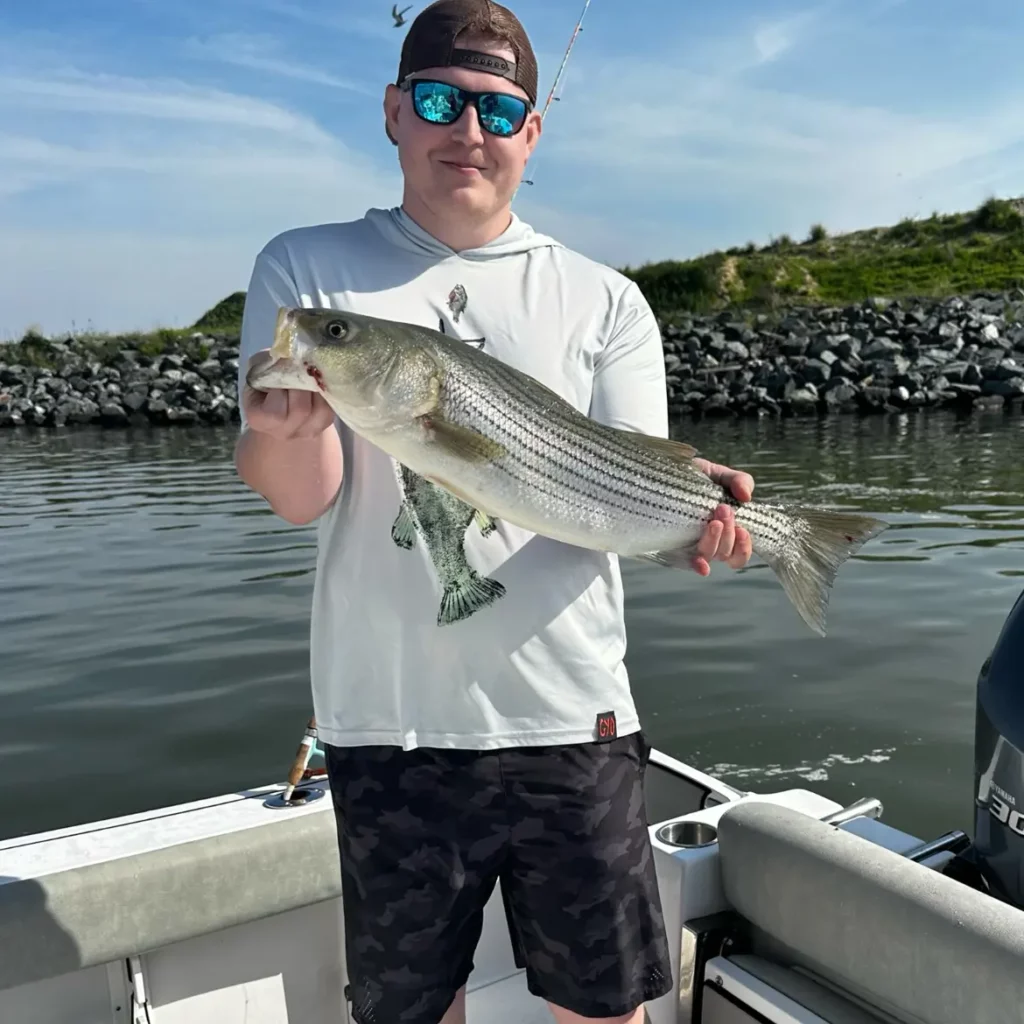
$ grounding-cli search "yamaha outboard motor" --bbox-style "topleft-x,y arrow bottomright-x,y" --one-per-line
971,587 -> 1024,908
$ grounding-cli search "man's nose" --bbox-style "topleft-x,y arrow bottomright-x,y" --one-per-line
451,102 -> 485,145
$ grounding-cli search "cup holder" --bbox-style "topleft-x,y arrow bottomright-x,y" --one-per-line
655,819 -> 719,848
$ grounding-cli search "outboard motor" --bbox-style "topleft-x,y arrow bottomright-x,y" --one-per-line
971,587 -> 1024,908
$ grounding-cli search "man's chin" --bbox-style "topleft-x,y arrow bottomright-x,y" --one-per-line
434,181 -> 496,210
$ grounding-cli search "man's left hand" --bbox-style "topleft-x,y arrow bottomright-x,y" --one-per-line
690,459 -> 755,576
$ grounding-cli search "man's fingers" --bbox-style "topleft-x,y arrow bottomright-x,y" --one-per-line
714,506 -> 736,561
293,397 -> 336,438
310,395 -> 337,430
695,518 -> 723,562
283,389 -> 311,423
259,388 -> 289,421
730,471 -> 755,503
727,527 -> 753,569
245,387 -> 335,440
695,458 -> 755,503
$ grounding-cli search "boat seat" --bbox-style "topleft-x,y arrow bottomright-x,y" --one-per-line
715,801 -> 1024,1024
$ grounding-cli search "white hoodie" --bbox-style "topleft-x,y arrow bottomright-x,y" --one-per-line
238,207 -> 668,750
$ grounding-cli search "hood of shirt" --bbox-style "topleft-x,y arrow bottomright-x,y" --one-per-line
364,205 -> 563,262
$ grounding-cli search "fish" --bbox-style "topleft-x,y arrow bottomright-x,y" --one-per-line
390,460 -> 506,626
247,307 -> 891,636
447,284 -> 468,323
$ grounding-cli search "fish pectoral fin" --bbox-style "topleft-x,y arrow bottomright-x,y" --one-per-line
474,508 -> 497,536
621,431 -> 700,462
391,502 -> 418,549
420,415 -> 507,463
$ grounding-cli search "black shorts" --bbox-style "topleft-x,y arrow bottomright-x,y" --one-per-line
323,731 -> 673,1023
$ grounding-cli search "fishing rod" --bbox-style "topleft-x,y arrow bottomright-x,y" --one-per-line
516,0 -> 594,194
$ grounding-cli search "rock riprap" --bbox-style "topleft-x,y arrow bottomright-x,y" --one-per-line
2,291 -> 1024,427
660,292 -> 1024,418
0,334 -> 240,427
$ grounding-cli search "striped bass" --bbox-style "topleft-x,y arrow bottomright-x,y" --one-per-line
247,306 -> 889,636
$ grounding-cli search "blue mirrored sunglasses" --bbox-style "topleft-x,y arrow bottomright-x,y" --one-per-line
401,79 -> 531,137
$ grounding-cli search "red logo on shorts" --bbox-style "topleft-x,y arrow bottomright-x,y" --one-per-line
595,711 -> 618,741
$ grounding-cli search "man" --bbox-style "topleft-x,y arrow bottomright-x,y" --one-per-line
234,2 -> 754,1021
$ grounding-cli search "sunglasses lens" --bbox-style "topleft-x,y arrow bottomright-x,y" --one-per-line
412,81 -> 463,124
409,80 -> 529,137
478,93 -> 528,136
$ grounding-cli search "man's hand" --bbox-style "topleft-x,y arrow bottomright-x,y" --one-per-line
690,458 -> 755,576
242,349 -> 336,440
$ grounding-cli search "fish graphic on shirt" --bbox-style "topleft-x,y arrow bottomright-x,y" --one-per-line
389,296 -> 505,626
447,284 -> 468,323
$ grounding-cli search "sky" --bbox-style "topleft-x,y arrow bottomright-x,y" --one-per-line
2,0 -> 1023,338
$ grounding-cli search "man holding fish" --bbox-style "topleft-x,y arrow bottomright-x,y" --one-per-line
230,2 -> 793,1022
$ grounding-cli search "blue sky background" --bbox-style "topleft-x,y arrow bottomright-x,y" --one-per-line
2,0 -> 1023,338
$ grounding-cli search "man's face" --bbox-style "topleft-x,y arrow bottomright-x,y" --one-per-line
383,37 -> 542,227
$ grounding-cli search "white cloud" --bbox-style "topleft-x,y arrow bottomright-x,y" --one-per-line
0,71 -> 338,145
0,69 -> 402,337
535,41 -> 1024,249
752,10 -> 814,64
247,0 -> 406,43
182,33 -> 377,95
3,0 -> 1024,337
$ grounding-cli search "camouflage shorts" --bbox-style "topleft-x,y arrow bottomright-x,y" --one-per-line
323,731 -> 673,1023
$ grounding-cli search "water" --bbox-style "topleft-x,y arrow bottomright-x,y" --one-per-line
1,412 -> 1022,844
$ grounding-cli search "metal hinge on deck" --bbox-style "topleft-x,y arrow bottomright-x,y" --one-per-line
126,956 -> 153,1024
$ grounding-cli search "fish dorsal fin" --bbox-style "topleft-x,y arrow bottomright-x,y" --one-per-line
620,431 -> 700,463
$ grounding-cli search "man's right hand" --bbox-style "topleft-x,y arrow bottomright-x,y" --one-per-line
241,349 -> 336,440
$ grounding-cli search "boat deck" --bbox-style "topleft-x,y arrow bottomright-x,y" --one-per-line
3,749 -> 1024,1024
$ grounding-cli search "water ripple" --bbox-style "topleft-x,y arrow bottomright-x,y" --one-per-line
0,413 -> 1022,841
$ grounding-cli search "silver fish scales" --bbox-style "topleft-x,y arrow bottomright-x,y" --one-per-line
248,307 -> 889,636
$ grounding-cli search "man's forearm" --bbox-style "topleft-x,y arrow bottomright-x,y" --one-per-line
234,427 -> 343,525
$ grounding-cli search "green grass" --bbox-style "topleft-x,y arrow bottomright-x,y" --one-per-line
621,195 -> 1024,318
5,196 -> 1024,369
193,291 -> 246,331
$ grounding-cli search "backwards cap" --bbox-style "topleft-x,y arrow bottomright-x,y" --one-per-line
396,0 -> 539,107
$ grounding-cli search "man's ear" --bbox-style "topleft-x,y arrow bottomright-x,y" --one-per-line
383,83 -> 401,147
523,109 -> 542,158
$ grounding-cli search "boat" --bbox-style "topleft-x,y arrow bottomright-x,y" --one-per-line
2,586 -> 1023,1024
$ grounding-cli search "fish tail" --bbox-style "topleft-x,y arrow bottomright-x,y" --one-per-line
437,570 -> 506,626
757,506 -> 888,637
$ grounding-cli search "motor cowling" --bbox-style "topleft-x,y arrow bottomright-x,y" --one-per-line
972,587 -> 1024,908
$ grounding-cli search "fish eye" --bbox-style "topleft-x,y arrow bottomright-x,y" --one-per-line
326,319 -> 348,340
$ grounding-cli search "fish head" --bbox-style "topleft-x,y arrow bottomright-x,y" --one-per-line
253,307 -> 442,432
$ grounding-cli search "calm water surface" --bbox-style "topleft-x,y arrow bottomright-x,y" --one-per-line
1,412 -> 1022,842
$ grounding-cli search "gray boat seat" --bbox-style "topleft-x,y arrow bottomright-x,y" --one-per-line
716,801 -> 1024,1024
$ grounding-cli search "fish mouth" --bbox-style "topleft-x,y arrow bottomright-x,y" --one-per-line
244,308 -> 307,391
245,350 -> 274,390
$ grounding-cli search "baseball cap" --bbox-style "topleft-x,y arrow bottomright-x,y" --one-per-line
396,0 -> 539,107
